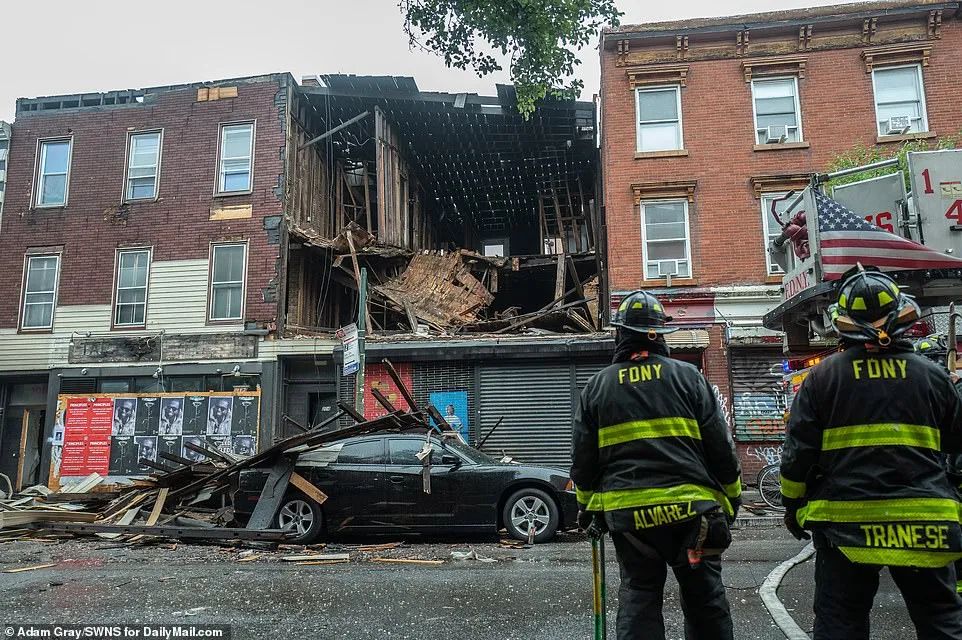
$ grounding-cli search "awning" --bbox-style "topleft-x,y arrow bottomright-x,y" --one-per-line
665,329 -> 710,351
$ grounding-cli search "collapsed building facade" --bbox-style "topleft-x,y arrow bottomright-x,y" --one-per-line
0,72 -> 615,489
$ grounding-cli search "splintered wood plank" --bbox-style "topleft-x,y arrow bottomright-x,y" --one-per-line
289,473 -> 328,506
145,488 -> 169,526
3,563 -> 57,573
370,558 -> 444,565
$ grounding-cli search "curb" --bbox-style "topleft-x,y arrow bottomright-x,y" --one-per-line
760,542 -> 815,640
734,515 -> 783,528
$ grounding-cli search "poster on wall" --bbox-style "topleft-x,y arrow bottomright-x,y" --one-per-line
429,390 -> 469,440
363,363 -> 413,420
60,397 -> 113,476
56,390 -> 262,481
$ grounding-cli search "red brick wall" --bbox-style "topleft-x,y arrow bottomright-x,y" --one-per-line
601,21 -> 962,292
737,441 -> 784,483
0,76 -> 288,328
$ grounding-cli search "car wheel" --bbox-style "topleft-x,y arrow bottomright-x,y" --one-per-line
502,488 -> 559,543
276,494 -> 323,544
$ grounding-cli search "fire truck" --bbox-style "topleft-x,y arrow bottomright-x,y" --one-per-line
754,149 -> 962,508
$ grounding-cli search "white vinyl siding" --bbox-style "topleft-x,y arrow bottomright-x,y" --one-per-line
752,77 -> 802,143
115,249 -> 151,326
635,86 -> 683,152
760,193 -> 796,275
36,139 -> 72,207
209,244 -> 247,321
217,123 -> 253,194
125,132 -> 162,200
21,255 -> 60,329
872,65 -> 928,135
640,200 -> 691,280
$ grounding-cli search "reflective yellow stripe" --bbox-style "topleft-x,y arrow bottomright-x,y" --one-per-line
780,475 -> 807,500
592,483 -> 733,516
798,498 -> 962,526
839,547 -> 962,568
957,580 -> 962,594
598,417 -> 700,448
576,487 -> 594,507
722,477 -> 742,499
822,423 -> 940,451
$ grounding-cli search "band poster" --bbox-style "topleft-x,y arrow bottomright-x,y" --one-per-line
56,391 -> 260,479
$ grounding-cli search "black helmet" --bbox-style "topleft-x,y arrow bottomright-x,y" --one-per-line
830,265 -> 920,345
915,334 -> 948,364
611,290 -> 677,335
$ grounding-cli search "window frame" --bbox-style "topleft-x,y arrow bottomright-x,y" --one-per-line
214,121 -> 255,196
333,437 -> 387,466
19,253 -> 62,332
111,247 -> 153,329
871,63 -> 929,136
750,76 -> 804,144
639,199 -> 692,281
33,137 -> 73,208
634,85 -> 684,153
123,129 -> 163,202
208,241 -> 248,323
759,193 -> 796,276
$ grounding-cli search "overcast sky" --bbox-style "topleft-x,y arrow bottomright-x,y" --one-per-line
1,0 -> 862,122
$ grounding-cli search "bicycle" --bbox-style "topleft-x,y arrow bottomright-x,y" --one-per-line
756,463 -> 783,509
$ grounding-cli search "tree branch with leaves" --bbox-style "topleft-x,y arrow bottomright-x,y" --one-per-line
400,0 -> 621,117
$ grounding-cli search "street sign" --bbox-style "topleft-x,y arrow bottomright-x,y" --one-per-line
339,323 -> 360,376
832,172 -> 907,239
908,149 -> 962,255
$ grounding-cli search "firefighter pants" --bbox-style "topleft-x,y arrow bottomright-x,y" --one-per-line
813,537 -> 962,640
610,521 -> 733,640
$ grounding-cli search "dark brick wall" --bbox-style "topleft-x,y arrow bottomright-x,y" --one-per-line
0,75 -> 289,328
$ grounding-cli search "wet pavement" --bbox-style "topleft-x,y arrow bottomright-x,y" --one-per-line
0,526 -> 916,639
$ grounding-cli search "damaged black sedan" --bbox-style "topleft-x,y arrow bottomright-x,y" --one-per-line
233,431 -> 578,543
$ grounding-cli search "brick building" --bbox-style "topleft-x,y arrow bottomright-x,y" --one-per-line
600,0 -> 962,477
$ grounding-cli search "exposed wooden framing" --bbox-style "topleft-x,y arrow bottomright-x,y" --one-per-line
551,188 -> 566,254
371,387 -> 398,413
402,300 -> 419,332
538,198 -> 549,254
15,410 -> 29,491
566,255 -> 597,330
554,252 -> 568,301
298,110 -> 370,150
363,161 -> 372,233
578,177 -> 594,250
565,187 -> 582,253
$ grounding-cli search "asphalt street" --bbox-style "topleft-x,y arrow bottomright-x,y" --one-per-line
0,526 -> 920,639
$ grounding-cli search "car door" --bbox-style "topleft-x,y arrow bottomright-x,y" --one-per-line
318,436 -> 388,531
383,436 -> 461,530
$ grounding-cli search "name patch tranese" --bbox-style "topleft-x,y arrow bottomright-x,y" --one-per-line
634,502 -> 696,529
618,364 -> 663,385
860,524 -> 950,550
851,358 -> 908,380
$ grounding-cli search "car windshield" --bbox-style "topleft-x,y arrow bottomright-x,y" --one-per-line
440,437 -> 499,464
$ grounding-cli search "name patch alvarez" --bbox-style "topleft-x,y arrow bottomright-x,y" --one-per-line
634,502 -> 696,529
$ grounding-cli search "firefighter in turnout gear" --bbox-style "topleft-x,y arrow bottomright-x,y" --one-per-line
780,266 -> 962,640
571,290 -> 742,640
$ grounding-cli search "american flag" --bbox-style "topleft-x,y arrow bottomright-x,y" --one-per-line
815,190 -> 962,280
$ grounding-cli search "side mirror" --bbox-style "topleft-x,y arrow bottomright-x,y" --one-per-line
440,454 -> 460,466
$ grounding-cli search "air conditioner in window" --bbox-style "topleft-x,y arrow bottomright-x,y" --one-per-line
656,261 -> 679,278
886,116 -> 912,135
765,125 -> 788,144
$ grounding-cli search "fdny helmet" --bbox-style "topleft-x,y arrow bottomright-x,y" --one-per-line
915,334 -> 949,364
830,265 -> 920,345
611,291 -> 678,336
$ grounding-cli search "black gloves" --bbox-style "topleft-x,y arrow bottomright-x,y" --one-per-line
578,510 -> 607,538
727,496 -> 742,525
784,509 -> 811,541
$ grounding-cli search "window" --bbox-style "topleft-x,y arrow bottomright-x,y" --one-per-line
209,243 -> 246,321
21,255 -> 60,330
640,200 -> 691,280
388,438 -> 438,465
217,123 -> 253,194
336,439 -> 385,465
752,78 -> 802,144
36,139 -> 72,207
635,87 -> 683,152
872,65 -> 928,135
760,194 -> 797,275
482,239 -> 507,257
125,131 -> 162,200
114,249 -> 151,326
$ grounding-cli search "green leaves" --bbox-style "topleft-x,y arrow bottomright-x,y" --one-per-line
401,0 -> 621,117
825,131 -> 962,193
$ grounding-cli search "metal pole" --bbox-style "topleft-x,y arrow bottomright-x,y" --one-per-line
354,267 -> 367,413
817,157 -> 900,183
298,111 -> 371,150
